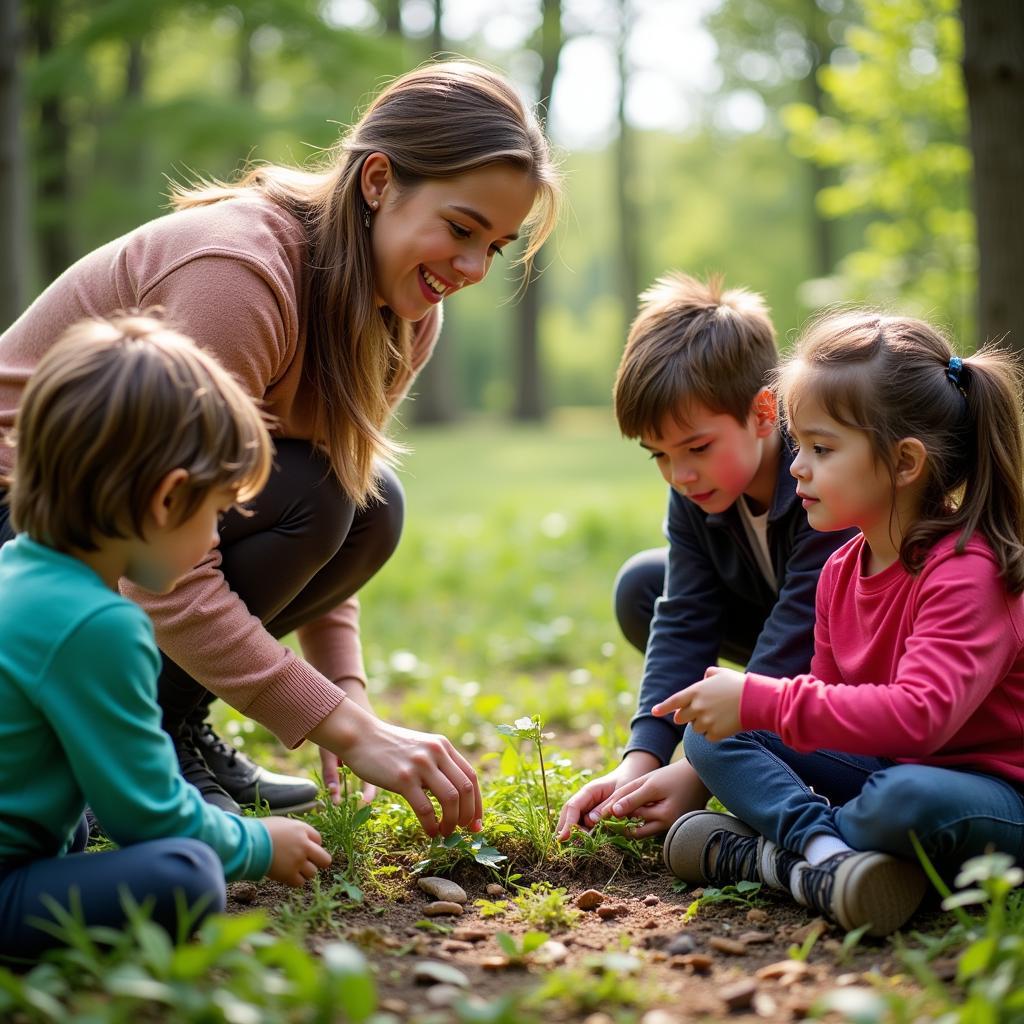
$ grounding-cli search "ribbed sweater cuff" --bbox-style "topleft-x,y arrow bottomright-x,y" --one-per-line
740,672 -> 785,733
623,715 -> 683,767
244,661 -> 346,750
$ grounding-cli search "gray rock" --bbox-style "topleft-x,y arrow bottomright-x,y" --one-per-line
412,960 -> 470,988
417,876 -> 469,904
665,932 -> 697,956
422,900 -> 464,917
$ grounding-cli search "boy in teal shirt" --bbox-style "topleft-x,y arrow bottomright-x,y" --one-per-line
0,314 -> 331,961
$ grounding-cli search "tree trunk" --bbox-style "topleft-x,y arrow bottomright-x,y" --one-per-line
406,0 -> 459,424
961,0 -> 1024,350
28,0 -> 73,284
513,0 -> 562,421
0,0 -> 28,328
614,0 -> 639,327
380,0 -> 402,35
801,0 -> 834,278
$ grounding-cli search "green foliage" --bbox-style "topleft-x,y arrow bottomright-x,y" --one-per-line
494,930 -> 549,964
0,902 -> 379,1023
525,949 -> 652,1014
511,882 -> 581,932
682,879 -> 764,922
782,0 -> 974,342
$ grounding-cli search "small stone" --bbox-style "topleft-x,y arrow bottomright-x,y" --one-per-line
650,950 -> 668,962
709,936 -> 748,956
485,883 -> 506,897
533,939 -> 569,965
789,917 -> 828,945
665,932 -> 697,956
670,952 -> 714,973
380,998 -> 408,1014
739,930 -> 773,944
641,918 -> 659,929
642,893 -> 661,906
452,927 -> 488,942
752,991 -> 778,1018
596,902 -> 628,919
576,888 -> 605,910
422,901 -> 464,917
412,961 -> 470,987
230,882 -> 258,904
640,1011 -> 681,1024
418,877 -> 468,904
718,978 -> 758,1011
756,960 -> 810,981
746,907 -> 769,924
440,939 -> 473,953
425,983 -> 464,1007
480,955 -> 510,970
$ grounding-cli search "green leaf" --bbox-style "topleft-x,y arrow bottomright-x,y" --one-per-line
495,932 -> 518,956
958,936 -> 997,981
521,931 -> 549,954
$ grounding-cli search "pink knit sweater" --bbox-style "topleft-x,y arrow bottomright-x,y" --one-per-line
0,197 -> 440,748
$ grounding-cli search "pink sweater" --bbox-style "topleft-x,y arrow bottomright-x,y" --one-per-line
742,532 -> 1024,786
0,197 -> 440,748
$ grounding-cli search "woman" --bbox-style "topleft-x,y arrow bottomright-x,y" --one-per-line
0,60 -> 562,838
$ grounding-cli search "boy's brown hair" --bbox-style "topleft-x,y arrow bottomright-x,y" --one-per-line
614,271 -> 778,438
6,313 -> 273,552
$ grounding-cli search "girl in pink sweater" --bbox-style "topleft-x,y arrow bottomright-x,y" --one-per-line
602,311 -> 1024,936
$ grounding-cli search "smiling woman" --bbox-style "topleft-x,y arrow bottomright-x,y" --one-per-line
0,60 -> 562,840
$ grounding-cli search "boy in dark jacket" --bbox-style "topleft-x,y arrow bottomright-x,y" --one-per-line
557,273 -> 854,839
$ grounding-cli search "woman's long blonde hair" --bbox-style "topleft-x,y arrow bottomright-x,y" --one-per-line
172,60 -> 561,505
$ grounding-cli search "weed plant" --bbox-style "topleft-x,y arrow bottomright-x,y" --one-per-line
511,882 -> 581,931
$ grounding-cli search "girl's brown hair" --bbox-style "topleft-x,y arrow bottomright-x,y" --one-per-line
776,311 -> 1024,593
172,60 -> 561,505
7,314 -> 273,552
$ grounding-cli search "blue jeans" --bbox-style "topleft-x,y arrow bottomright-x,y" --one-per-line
0,817 -> 226,963
684,726 -> 1024,879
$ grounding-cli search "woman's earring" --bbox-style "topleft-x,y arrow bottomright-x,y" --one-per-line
363,199 -> 380,229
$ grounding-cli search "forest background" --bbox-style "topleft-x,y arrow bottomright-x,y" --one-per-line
2,0 -> 1022,425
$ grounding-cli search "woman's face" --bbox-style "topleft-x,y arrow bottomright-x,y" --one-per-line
364,160 -> 538,320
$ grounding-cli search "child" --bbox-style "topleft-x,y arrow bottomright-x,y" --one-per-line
557,273 -> 855,840
657,311 -> 1024,937
0,315 -> 332,962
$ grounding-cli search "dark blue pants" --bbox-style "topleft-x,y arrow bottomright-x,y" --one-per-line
684,725 -> 1024,879
0,817 -> 225,963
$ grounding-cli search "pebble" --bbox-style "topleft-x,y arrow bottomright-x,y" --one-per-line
708,935 -> 748,956
480,955 -> 510,970
669,952 -> 713,973
665,932 -> 697,956
597,902 -> 628,919
746,907 -> 769,924
485,883 -> 506,897
425,984 -> 464,1007
440,939 -> 473,953
412,961 -> 470,987
789,917 -> 828,945
739,930 -> 773,944
422,901 -> 464,917
417,877 -> 468,904
576,888 -> 605,910
756,959 -> 810,981
752,991 -> 778,1018
533,939 -> 569,965
380,998 -> 408,1014
718,978 -> 758,1011
640,1011 -> 682,1024
642,893 -> 661,906
641,918 -> 659,929
452,927 -> 488,942
230,882 -> 258,905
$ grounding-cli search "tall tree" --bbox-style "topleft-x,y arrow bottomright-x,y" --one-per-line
614,0 -> 639,325
513,0 -> 562,421
0,0 -> 28,328
961,0 -> 1024,350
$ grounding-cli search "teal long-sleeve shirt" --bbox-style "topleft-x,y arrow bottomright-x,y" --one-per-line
0,536 -> 272,880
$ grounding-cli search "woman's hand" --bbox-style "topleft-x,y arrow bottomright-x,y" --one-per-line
308,699 -> 483,838
318,681 -> 380,805
556,750 -> 661,841
589,760 -> 710,837
653,666 -> 746,742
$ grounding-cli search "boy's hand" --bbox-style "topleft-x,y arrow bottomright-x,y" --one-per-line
589,760 -> 709,837
653,666 -> 745,741
319,681 -> 380,806
556,751 -> 660,841
263,817 -> 332,887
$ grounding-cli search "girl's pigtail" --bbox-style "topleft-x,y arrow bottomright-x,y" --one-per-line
959,349 -> 1024,594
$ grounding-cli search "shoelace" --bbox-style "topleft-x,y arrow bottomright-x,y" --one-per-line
194,721 -> 240,766
701,830 -> 760,886
174,731 -> 228,795
796,851 -> 852,914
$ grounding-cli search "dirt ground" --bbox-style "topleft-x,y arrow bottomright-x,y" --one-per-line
229,856 -> 948,1023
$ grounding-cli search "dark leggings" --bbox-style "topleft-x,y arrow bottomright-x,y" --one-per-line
0,818 -> 225,963
159,438 -> 404,730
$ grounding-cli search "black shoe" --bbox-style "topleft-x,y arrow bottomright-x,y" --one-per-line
171,725 -> 243,815
189,714 -> 320,815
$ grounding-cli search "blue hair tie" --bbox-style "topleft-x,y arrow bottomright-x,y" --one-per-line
946,355 -> 963,386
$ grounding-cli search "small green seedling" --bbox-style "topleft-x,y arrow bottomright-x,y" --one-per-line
495,930 -> 549,965
512,882 -> 581,931
474,898 -> 511,919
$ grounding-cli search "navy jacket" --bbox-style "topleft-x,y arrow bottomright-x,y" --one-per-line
625,441 -> 856,766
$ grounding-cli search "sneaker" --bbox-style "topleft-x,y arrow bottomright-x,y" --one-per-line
663,810 -> 801,889
791,850 -> 927,937
189,714 -> 320,815
172,725 -> 243,815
